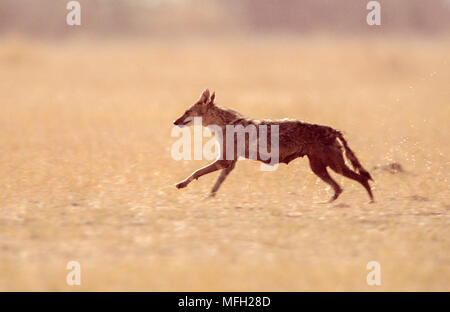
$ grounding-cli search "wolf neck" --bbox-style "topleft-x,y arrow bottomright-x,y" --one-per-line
209,105 -> 244,128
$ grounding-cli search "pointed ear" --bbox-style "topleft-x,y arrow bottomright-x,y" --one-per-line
199,89 -> 210,103
203,92 -> 216,107
203,91 -> 215,108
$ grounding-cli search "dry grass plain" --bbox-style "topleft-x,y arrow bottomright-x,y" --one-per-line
0,37 -> 449,291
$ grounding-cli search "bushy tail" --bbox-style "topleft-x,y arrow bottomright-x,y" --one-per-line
337,132 -> 373,181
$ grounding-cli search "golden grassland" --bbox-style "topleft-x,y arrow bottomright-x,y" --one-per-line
0,37 -> 449,291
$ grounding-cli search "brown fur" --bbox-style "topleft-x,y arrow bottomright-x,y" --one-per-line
173,89 -> 374,202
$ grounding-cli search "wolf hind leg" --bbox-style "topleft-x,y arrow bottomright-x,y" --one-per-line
327,151 -> 374,202
308,156 -> 342,203
340,167 -> 374,202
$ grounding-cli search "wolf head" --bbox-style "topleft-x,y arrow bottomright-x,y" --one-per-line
173,89 -> 216,127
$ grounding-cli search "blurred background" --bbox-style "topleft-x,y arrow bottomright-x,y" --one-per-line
1,0 -> 449,39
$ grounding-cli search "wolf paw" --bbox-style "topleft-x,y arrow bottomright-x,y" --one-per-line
175,181 -> 189,189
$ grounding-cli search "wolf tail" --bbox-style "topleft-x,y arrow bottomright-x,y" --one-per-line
337,132 -> 373,181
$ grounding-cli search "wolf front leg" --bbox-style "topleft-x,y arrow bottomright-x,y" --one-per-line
209,160 -> 236,197
175,160 -> 234,189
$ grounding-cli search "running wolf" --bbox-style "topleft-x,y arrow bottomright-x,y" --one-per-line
173,89 -> 374,202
